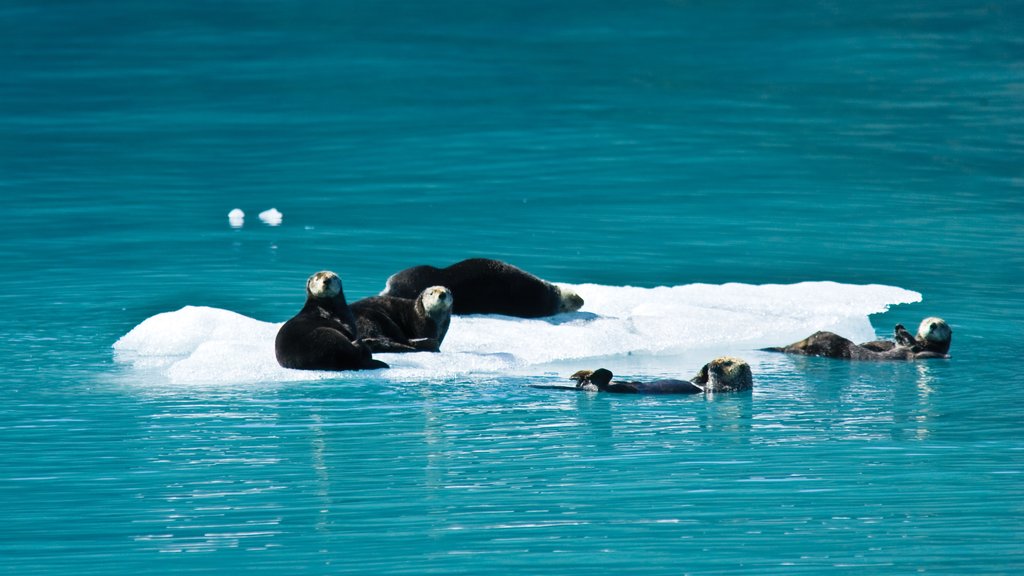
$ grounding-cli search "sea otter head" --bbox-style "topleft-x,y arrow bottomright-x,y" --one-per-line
916,317 -> 951,354
692,357 -> 753,393
306,270 -> 343,299
419,286 -> 453,319
917,317 -> 951,344
556,286 -> 585,313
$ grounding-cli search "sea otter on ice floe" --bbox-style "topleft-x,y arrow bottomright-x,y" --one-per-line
275,271 -> 388,371
350,286 -> 453,353
380,258 -> 583,318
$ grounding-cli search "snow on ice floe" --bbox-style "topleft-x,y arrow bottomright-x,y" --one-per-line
112,281 -> 921,385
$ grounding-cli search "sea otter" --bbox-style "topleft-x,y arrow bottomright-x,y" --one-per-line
764,317 -> 952,360
565,357 -> 753,394
274,270 -> 388,371
380,258 -> 583,318
350,286 -> 453,353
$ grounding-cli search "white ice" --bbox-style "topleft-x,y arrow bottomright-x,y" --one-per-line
227,208 -> 245,228
258,208 -> 283,226
112,281 -> 921,385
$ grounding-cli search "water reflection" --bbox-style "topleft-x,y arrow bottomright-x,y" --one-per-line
309,411 -> 330,535
741,353 -> 946,444
129,396 -> 286,554
111,348 -> 961,563
889,362 -> 937,441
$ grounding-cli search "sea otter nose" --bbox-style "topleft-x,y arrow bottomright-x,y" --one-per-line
930,322 -> 937,330
439,291 -> 448,300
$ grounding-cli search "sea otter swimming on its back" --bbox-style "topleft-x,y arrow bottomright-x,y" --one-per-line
381,258 -> 583,318
566,357 -> 753,394
275,271 -> 388,371
764,317 -> 952,360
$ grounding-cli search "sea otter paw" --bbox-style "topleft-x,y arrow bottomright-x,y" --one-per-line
893,324 -> 916,347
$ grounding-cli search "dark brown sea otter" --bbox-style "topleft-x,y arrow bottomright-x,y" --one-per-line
381,258 -> 583,318
566,357 -> 753,394
351,286 -> 453,353
764,317 -> 952,360
275,271 -> 388,371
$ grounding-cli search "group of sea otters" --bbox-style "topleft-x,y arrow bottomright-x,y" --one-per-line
275,258 -> 952,394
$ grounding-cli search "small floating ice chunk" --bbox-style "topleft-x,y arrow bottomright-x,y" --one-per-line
259,208 -> 283,226
228,208 -> 245,228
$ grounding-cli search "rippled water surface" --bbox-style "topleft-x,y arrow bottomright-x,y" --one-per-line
2,0 -> 1023,574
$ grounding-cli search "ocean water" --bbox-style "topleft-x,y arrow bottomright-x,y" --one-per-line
2,0 -> 1023,573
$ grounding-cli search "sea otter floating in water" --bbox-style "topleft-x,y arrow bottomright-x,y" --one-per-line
764,317 -> 952,360
559,357 -> 753,394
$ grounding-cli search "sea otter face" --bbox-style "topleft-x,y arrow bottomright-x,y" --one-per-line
697,356 -> 753,393
307,271 -> 342,298
917,317 -> 951,344
556,286 -> 585,313
420,286 -> 453,318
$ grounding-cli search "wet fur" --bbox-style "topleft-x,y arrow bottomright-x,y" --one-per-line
567,357 -> 752,395
765,318 -> 951,361
382,258 -> 582,318
275,271 -> 388,371
350,287 -> 452,353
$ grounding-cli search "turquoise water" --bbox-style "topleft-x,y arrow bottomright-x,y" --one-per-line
3,0 -> 1024,573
